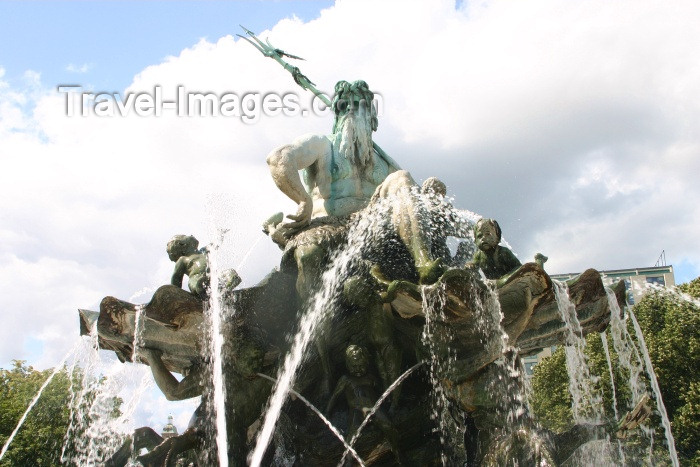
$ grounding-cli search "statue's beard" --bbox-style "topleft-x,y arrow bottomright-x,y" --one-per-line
337,106 -> 373,170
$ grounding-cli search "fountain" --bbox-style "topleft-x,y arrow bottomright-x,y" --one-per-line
58,30 -> 670,466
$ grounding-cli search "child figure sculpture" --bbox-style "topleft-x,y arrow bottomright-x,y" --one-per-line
470,218 -> 521,280
167,235 -> 209,299
326,345 -> 403,464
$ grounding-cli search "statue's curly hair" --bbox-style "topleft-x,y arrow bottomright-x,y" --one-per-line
166,234 -> 199,257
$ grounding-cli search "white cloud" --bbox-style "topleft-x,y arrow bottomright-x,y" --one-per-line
66,63 -> 91,73
1,0 -> 700,431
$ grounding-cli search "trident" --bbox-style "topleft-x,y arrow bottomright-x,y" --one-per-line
237,26 -> 399,168
237,25 -> 331,107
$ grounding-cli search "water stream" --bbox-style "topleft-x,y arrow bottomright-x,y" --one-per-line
338,361 -> 425,466
629,308 -> 680,467
255,373 -> 366,466
0,347 -> 75,461
600,332 -> 619,420
206,238 -> 229,467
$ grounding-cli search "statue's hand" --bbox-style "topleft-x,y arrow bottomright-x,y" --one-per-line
284,199 -> 312,232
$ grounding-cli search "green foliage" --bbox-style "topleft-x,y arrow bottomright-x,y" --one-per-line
0,361 -> 72,466
530,348 -> 573,433
677,276 -> 700,299
674,382 -> 700,464
632,282 -> 700,464
530,276 -> 700,465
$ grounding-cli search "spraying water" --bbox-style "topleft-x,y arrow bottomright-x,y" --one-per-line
206,236 -> 229,467
255,373 -> 366,466
629,308 -> 680,467
338,361 -> 424,466
0,348 -> 75,461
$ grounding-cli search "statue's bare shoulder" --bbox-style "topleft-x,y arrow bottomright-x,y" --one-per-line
267,133 -> 332,171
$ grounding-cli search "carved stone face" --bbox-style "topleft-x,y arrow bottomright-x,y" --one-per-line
345,345 -> 369,377
475,221 -> 500,252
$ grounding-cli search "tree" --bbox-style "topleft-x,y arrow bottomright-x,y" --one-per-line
0,360 -> 125,466
0,361 -> 73,466
530,347 -> 574,433
530,276 -> 700,466
632,277 -> 700,464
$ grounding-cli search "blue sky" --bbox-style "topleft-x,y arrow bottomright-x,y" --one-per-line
0,1 -> 333,91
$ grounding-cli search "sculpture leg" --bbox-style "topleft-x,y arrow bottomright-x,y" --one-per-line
368,302 -> 402,411
136,427 -> 202,467
107,427 -> 163,467
343,275 -> 403,409
294,243 -> 333,394
372,409 -> 405,464
371,170 -> 443,284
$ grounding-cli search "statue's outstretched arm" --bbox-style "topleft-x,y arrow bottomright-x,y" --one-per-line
325,376 -> 348,414
266,134 -> 329,228
141,349 -> 203,401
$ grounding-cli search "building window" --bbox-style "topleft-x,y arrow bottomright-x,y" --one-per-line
524,362 -> 536,375
646,276 -> 665,287
623,279 -> 635,304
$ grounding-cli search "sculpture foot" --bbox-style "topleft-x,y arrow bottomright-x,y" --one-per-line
616,394 -> 652,438
417,258 -> 445,285
381,279 -> 421,303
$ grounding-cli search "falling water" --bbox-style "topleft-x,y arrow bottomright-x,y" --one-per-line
600,331 -> 627,464
600,332 -> 619,420
420,283 -> 452,464
131,304 -> 146,363
552,280 -> 603,423
61,321 -> 154,464
0,347 -> 75,461
629,308 -> 680,467
338,362 -> 424,466
250,202 -> 391,467
61,322 -> 101,463
474,275 -> 530,432
604,287 -> 658,462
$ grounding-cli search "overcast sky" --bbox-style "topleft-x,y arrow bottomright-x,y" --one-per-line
2,0 -> 699,433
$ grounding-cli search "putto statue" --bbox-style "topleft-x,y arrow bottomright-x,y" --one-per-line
77,28 -> 651,466
167,234 -> 209,299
